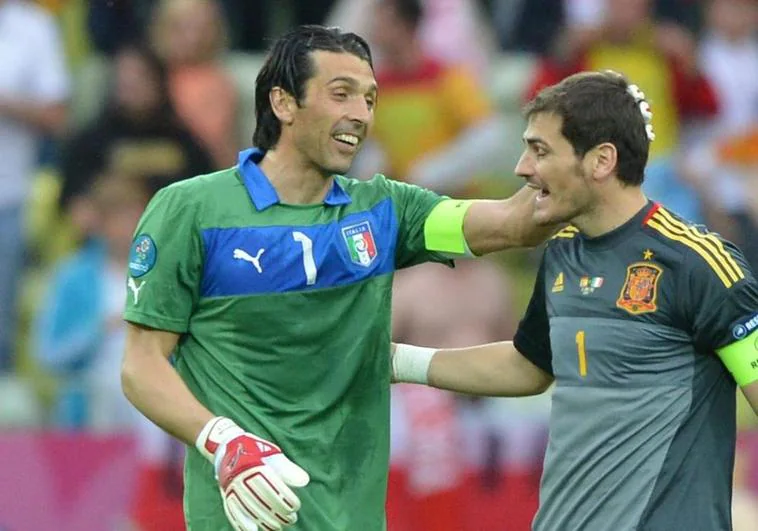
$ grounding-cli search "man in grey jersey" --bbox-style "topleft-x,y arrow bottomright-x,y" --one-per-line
392,71 -> 758,530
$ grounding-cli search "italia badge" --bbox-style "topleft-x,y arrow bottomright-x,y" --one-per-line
342,221 -> 377,267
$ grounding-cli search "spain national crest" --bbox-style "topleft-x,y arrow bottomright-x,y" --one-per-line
342,221 -> 377,267
616,262 -> 663,315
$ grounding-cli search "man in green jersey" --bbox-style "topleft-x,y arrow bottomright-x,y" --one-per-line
392,71 -> 758,530
121,25 -> 550,531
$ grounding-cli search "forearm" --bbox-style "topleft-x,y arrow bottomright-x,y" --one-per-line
0,99 -> 67,134
463,186 -> 557,254
393,341 -> 553,397
122,334 -> 213,445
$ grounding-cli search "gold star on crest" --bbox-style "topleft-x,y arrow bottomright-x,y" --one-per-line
643,249 -> 654,261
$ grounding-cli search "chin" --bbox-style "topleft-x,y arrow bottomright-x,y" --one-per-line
325,160 -> 353,176
534,205 -> 574,227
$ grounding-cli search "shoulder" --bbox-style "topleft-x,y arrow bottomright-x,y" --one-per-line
644,205 -> 747,289
337,173 -> 396,200
151,167 -> 240,216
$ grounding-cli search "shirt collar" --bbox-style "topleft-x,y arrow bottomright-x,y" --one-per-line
237,148 -> 352,211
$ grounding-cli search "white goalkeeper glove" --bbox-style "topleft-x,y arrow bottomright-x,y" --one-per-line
196,417 -> 310,531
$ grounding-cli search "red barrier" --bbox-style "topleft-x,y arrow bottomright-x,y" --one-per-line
0,432 -> 137,531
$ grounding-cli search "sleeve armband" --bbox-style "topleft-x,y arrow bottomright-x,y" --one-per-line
716,329 -> 758,386
423,199 -> 475,257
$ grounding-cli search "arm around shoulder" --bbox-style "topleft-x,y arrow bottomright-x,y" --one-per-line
392,341 -> 553,397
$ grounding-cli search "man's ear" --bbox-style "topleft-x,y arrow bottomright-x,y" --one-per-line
590,142 -> 618,181
270,87 -> 297,125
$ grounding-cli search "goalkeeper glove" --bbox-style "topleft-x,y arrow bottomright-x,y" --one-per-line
196,416 -> 310,531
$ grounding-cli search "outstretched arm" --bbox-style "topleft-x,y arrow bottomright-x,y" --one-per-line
392,341 -> 553,397
463,185 -> 556,254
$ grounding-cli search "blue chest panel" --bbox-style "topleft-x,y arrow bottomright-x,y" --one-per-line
200,198 -> 398,297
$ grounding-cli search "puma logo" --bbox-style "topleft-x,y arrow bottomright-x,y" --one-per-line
233,248 -> 265,274
127,277 -> 147,305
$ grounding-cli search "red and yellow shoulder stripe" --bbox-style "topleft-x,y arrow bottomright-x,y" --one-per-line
646,206 -> 744,288
551,225 -> 579,240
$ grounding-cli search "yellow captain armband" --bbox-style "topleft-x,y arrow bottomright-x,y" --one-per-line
717,327 -> 758,386
423,199 -> 475,257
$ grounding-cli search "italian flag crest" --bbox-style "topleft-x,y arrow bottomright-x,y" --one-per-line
342,221 -> 377,267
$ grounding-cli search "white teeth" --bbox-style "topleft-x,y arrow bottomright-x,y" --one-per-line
334,134 -> 359,146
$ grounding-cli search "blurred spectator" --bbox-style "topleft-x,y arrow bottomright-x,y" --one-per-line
328,0 -> 498,79
698,0 -> 758,140
32,174 -> 149,430
526,0 -> 718,161
679,0 -> 758,267
493,0 -> 564,55
150,0 -> 240,168
32,173 -> 186,528
0,0 -> 70,372
353,0 -> 508,195
58,42 -> 213,242
87,0 -> 151,56
391,259 -> 545,531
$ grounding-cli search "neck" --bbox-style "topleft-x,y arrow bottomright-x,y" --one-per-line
258,145 -> 333,205
573,183 -> 648,238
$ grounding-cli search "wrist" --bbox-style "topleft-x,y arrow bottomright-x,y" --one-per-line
392,343 -> 436,384
195,416 -> 245,464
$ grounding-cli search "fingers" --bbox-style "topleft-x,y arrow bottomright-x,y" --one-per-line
265,453 -> 311,488
243,465 -> 302,514
223,467 -> 301,530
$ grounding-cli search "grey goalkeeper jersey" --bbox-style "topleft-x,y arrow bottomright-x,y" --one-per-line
514,202 -> 758,531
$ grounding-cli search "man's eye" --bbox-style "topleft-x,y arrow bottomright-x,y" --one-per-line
333,91 -> 348,100
366,98 -> 375,109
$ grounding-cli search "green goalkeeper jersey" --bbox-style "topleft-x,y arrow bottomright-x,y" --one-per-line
123,149 -> 452,530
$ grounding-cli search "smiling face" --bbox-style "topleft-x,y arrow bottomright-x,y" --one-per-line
283,50 -> 377,176
515,112 -> 597,226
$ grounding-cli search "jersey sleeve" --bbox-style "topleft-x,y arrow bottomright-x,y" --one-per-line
382,175 -> 454,269
683,236 -> 758,353
513,256 -> 553,375
123,184 -> 204,334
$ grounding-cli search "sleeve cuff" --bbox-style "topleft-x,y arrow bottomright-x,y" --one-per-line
123,310 -> 189,334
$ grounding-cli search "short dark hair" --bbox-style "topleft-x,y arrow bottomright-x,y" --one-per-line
253,25 -> 374,151
523,71 -> 651,186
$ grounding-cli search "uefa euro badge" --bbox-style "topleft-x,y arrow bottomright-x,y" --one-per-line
342,221 -> 378,267
129,234 -> 157,278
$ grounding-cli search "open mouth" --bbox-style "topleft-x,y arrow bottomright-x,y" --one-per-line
527,182 -> 550,198
333,133 -> 360,148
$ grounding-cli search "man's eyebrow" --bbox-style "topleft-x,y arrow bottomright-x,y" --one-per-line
327,76 -> 378,93
524,136 -> 549,148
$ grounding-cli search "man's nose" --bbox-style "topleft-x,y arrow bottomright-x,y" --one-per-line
514,151 -> 534,179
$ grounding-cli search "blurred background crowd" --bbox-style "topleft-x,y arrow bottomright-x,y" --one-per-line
1,0 -> 758,529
